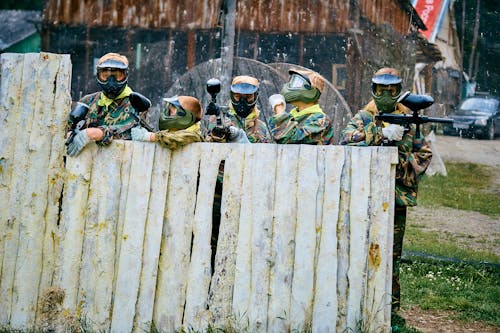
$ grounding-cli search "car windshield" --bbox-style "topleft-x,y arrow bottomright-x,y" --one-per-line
458,98 -> 498,115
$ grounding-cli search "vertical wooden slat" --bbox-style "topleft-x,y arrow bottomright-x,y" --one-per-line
133,145 -> 171,333
247,143 -> 277,332
10,53 -> 60,327
312,146 -> 345,332
1,53 -> 39,328
363,147 -> 397,332
346,147 -> 371,331
267,145 -> 299,332
37,53 -> 72,320
207,143 -> 246,326
79,144 -> 125,330
0,53 -> 24,326
183,144 -> 223,330
111,142 -> 155,333
290,145 -> 320,331
56,146 -> 95,312
153,143 -> 200,332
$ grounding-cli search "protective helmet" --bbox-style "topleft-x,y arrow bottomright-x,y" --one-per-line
159,95 -> 202,131
96,53 -> 129,99
280,69 -> 323,103
371,67 -> 403,113
230,75 -> 259,118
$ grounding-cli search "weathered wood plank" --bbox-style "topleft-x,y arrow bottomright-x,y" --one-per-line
363,147 -> 397,333
111,142 -> 155,333
183,143 -> 223,330
1,53 -> 40,328
207,143 -> 246,326
37,53 -> 72,321
267,145 -> 299,332
56,146 -> 95,312
346,147 -> 371,331
11,53 -> 60,328
0,53 -> 25,325
247,143 -> 277,332
290,145 -> 320,331
79,144 -> 125,330
312,146 -> 345,332
153,144 -> 200,332
133,145 -> 171,333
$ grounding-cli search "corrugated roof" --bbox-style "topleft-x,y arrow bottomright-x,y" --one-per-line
0,10 -> 41,51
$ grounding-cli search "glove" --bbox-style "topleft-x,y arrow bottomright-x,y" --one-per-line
211,126 -> 230,139
269,94 -> 286,113
227,126 -> 250,143
132,126 -> 153,142
66,129 -> 90,157
382,124 -> 404,141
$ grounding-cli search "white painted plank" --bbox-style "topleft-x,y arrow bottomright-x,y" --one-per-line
2,53 -> 39,328
183,143 -> 223,330
247,144 -> 277,333
0,53 -> 24,325
111,142 -> 155,333
79,144 -> 125,331
207,143 -> 246,326
335,147 -> 352,332
267,145 -> 299,333
38,53 -> 73,318
363,146 -> 397,333
153,143 -> 200,332
312,146 -> 344,332
134,145 -> 171,333
56,146 -> 95,312
11,53 -> 60,327
345,147 -> 372,331
290,145 -> 320,331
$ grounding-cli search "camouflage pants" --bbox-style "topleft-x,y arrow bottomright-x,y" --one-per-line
392,205 -> 407,311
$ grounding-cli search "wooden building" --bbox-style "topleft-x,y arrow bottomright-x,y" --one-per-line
42,0 -> 427,112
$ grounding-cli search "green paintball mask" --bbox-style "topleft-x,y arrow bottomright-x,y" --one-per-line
280,73 -> 321,103
158,96 -> 196,131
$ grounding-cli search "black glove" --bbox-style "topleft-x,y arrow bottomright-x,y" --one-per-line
211,126 -> 230,139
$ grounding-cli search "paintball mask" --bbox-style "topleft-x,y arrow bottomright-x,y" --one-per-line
371,67 -> 402,113
96,53 -> 129,99
159,96 -> 201,131
280,69 -> 322,103
230,75 -> 259,118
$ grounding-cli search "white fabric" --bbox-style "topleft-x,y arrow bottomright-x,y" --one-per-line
268,93 -> 286,110
131,126 -> 152,141
66,129 -> 91,157
382,124 -> 404,141
228,126 -> 250,143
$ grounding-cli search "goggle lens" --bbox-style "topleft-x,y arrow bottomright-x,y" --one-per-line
289,74 -> 311,90
98,68 -> 126,82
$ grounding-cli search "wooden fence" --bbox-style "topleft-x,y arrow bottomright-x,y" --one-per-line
0,53 -> 398,332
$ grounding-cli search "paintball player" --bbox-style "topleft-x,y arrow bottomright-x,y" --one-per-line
131,96 -> 203,149
203,75 -> 271,143
66,52 -> 150,156
269,68 -> 334,144
340,67 -> 432,329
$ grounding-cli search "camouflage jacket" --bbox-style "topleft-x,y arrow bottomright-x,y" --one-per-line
202,106 -> 271,143
71,87 -> 148,143
269,104 -> 334,144
154,122 -> 203,150
340,100 -> 432,206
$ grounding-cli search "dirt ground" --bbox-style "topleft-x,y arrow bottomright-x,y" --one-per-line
401,134 -> 500,333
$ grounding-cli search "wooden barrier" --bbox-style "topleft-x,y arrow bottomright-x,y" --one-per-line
0,53 -> 398,332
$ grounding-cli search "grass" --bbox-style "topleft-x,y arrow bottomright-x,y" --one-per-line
400,262 -> 500,327
417,162 -> 500,217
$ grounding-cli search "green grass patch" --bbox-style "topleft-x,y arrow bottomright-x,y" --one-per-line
418,162 -> 500,217
404,225 -> 500,263
401,262 -> 500,327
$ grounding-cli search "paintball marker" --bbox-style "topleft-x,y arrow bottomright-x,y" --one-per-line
65,102 -> 90,146
206,78 -> 230,138
128,92 -> 154,132
376,91 -> 454,137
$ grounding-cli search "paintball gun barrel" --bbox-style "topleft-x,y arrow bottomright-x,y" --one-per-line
65,102 -> 90,146
376,91 -> 453,137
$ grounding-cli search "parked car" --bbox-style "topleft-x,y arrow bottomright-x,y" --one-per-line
443,96 -> 500,140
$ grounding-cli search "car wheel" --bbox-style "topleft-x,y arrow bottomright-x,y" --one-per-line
487,121 -> 495,140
